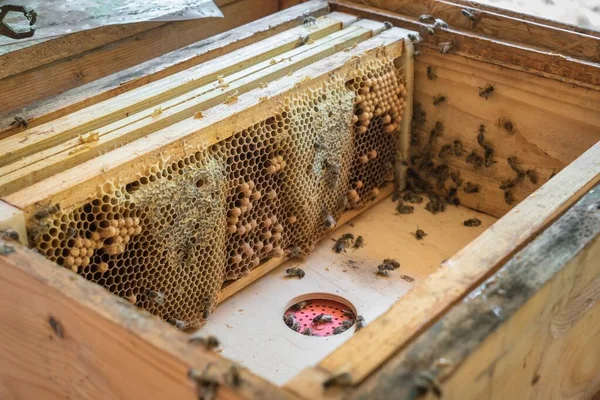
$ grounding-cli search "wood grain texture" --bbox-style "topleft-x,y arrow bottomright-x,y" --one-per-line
412,48 -> 600,218
348,0 -> 600,62
0,1 -> 330,137
330,0 -> 600,89
0,0 -> 279,115
0,242 -> 299,400
285,141 -> 600,395
4,29 -> 406,218
350,183 -> 600,400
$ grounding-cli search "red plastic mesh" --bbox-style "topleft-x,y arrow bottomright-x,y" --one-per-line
284,299 -> 353,337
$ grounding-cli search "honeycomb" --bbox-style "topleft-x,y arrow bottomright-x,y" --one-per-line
28,49 -> 407,328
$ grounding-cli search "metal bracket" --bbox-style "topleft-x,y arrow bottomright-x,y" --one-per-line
0,5 -> 37,40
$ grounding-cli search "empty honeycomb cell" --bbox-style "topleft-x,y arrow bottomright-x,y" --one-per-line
28,47 -> 407,329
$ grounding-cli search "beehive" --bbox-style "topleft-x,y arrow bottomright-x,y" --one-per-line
6,25 -> 412,329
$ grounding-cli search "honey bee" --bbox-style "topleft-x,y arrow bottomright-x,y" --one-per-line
188,365 -> 219,400
376,266 -> 390,277
342,309 -> 355,318
504,190 -> 515,205
461,9 -> 477,21
422,25 -> 435,35
401,275 -> 415,282
48,316 -> 64,339
382,258 -> 400,269
484,144 -> 495,168
425,194 -> 446,214
302,327 -> 314,336
285,267 -> 305,278
407,33 -> 420,43
396,202 -> 415,214
426,66 -> 437,80
414,227 -> 427,240
0,229 -> 19,242
499,178 -> 516,190
333,325 -> 348,335
526,169 -> 538,184
147,289 -> 166,306
167,317 -> 187,330
291,301 -> 311,311
284,313 -> 297,328
428,121 -> 444,145
324,160 -> 341,189
34,204 -> 60,220
446,186 -> 460,206
302,16 -> 317,26
464,182 -> 480,193
439,144 -> 452,158
464,218 -> 482,227
355,315 -> 366,330
332,239 -> 347,254
433,94 -> 447,106
414,371 -> 442,397
433,19 -> 448,29
11,115 -> 28,129
323,372 -> 353,389
466,151 -> 483,168
439,41 -> 454,53
383,21 -> 393,30
419,14 -> 435,23
298,34 -> 309,45
476,124 -> 486,147
188,334 -> 220,351
478,84 -> 495,99
353,236 -> 365,249
450,171 -> 463,186
312,313 -> 333,324
201,298 -> 212,319
341,319 -> 354,329
403,191 -> 424,204
453,140 -> 464,157
322,209 -> 336,229
226,365 -> 242,387
507,156 -> 525,176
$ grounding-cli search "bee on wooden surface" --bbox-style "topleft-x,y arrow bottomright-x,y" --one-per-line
285,267 -> 305,278
413,227 -> 427,240
483,144 -> 495,167
419,14 -> 436,23
439,41 -> 454,53
291,301 -> 311,311
461,9 -> 477,21
478,83 -> 495,99
401,275 -> 415,282
504,190 -> 515,205
396,202 -> 415,214
433,94 -> 446,106
404,191 -> 424,204
450,171 -> 463,186
379,258 -> 400,270
34,204 -> 60,220
11,115 -> 28,129
313,313 -> 333,324
466,151 -> 483,168
332,239 -> 347,254
355,315 -> 366,330
287,245 -> 305,259
147,289 -> 166,306
353,235 -> 365,249
476,124 -> 486,147
499,178 -> 516,190
452,140 -> 464,157
323,372 -> 353,389
0,229 -> 19,242
507,156 -> 524,175
298,34 -> 310,45
302,16 -> 317,26
302,328 -> 314,336
407,33 -> 421,43
167,317 -> 187,330
446,186 -> 460,206
333,325 -> 348,335
464,182 -> 480,193
425,194 -> 446,214
188,334 -> 220,351
413,102 -> 427,127
439,144 -> 452,158
428,121 -> 444,145
526,169 -> 538,184
433,164 -> 450,188
433,19 -> 448,29
464,218 -> 482,227
376,265 -> 390,276
426,66 -> 437,80
226,365 -> 242,388
48,316 -> 64,338
383,21 -> 393,30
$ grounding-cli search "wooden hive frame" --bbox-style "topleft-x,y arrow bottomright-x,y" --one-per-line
1,1 -> 600,399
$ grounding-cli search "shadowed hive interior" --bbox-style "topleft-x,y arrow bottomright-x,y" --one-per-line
24,29 -> 410,328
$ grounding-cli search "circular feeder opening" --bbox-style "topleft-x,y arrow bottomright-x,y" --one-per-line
283,293 -> 357,337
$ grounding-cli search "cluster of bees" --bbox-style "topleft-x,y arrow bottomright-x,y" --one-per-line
283,302 -> 366,336
331,233 -> 364,253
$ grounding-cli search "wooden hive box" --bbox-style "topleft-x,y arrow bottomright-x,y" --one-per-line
0,1 -> 599,399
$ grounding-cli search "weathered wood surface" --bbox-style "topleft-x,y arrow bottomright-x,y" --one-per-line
285,141 -> 600,397
329,0 -> 600,89
0,1 -> 330,137
0,0 -> 279,115
0,241 -> 298,400
351,184 -> 600,400
348,0 -> 600,62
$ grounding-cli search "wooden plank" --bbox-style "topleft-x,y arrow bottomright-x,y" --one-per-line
411,47 -> 600,218
350,183 -> 600,400
0,15 -> 345,171
0,201 -> 26,246
0,1 -> 330,137
347,0 -> 600,62
0,240 -> 299,400
4,28 -> 407,218
209,191 -> 496,385
0,0 -> 279,115
0,23 -> 371,197
284,140 -> 600,394
329,0 -> 600,89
